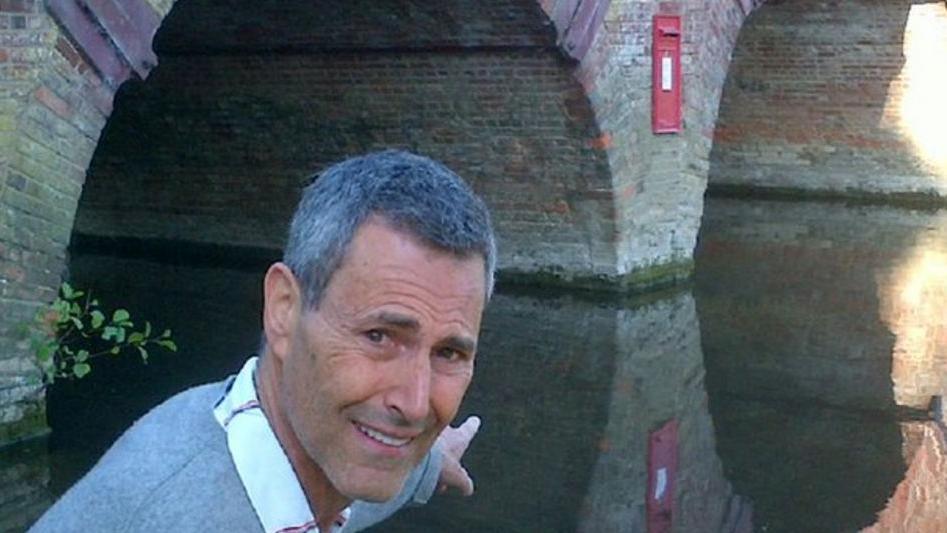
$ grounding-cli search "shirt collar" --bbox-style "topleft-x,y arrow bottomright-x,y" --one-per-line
213,357 -> 351,533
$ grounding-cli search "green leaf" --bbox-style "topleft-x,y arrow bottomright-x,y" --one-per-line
52,299 -> 69,319
112,309 -> 130,324
91,310 -> 105,329
109,346 -> 121,355
143,321 -> 152,338
160,329 -> 171,339
76,350 -> 89,362
61,282 -> 74,300
128,332 -> 145,345
70,302 -> 81,316
73,363 -> 91,378
137,345 -> 149,362
37,342 -> 55,362
102,326 -> 126,343
69,316 -> 83,330
157,339 -> 178,352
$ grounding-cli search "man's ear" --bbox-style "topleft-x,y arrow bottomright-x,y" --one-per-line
263,262 -> 302,363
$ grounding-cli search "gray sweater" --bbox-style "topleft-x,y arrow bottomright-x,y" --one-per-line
29,381 -> 441,532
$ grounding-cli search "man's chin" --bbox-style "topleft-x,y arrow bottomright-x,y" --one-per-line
334,469 -> 410,503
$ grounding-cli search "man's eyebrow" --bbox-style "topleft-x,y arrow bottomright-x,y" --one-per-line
443,335 -> 477,355
368,311 -> 477,353
370,311 -> 421,331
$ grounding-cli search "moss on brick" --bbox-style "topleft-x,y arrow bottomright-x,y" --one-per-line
0,402 -> 49,447
497,259 -> 694,294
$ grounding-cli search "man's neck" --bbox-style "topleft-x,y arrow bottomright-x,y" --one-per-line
255,354 -> 353,530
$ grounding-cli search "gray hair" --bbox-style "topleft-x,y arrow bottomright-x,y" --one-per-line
283,150 -> 497,309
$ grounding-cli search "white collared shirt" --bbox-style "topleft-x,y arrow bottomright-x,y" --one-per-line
213,357 -> 351,533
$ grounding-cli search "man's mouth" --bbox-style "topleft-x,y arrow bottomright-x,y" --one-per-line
355,423 -> 413,447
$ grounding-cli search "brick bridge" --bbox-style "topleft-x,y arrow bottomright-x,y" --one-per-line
1,0 -> 945,441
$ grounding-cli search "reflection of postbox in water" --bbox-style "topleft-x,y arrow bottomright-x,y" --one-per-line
646,419 -> 678,533
652,15 -> 682,134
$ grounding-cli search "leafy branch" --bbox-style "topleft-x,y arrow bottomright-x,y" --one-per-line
24,282 -> 177,383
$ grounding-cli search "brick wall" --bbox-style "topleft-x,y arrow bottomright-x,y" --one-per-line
76,0 -> 756,289
710,0 -> 947,197
154,0 -> 556,52
865,423 -> 947,533
0,0 -> 123,442
74,48 -> 618,277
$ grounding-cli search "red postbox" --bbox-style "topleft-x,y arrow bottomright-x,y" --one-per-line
652,15 -> 682,134
646,419 -> 678,533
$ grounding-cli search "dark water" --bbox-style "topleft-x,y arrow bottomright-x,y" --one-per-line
5,196 -> 947,532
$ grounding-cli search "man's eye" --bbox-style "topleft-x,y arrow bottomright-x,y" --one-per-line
365,329 -> 386,343
435,347 -> 464,362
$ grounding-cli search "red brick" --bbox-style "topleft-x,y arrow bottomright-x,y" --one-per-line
0,0 -> 34,13
33,86 -> 73,120
55,35 -> 84,69
588,132 -> 613,150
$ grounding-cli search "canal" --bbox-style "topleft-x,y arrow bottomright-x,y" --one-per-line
3,195 -> 947,532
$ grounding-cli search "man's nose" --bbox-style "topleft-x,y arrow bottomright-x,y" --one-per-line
385,350 -> 432,425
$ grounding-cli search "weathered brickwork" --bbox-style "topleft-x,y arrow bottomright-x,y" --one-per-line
75,48 -> 618,279
154,0 -> 557,52
0,0 -> 122,443
710,0 -> 947,197
865,423 -> 947,533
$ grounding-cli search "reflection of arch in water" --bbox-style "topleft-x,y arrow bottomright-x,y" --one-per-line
702,1 -> 947,528
696,198 -> 908,532
577,291 -> 750,533
867,205 -> 947,530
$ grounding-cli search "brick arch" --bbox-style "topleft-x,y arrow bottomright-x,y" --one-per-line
0,0 -> 615,441
709,0 -> 946,199
72,0 -> 618,279
0,0 -> 761,441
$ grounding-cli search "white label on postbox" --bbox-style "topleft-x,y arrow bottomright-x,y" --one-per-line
654,467 -> 668,500
661,56 -> 673,91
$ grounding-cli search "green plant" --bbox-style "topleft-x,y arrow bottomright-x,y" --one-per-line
24,282 -> 177,383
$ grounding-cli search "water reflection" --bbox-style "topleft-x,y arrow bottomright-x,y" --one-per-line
880,248 -> 947,409
697,196 -> 947,532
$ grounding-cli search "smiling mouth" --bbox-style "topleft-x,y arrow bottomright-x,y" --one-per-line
355,423 -> 413,447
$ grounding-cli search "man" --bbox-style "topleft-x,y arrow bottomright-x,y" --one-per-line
31,150 -> 496,532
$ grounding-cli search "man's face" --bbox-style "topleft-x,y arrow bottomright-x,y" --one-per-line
279,218 -> 485,502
